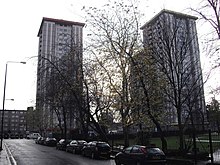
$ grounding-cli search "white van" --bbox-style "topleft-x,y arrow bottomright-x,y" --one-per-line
27,133 -> 41,139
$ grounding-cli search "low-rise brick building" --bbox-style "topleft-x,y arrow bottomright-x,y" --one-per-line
0,110 -> 27,138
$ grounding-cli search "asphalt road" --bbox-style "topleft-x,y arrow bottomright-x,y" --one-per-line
4,139 -> 115,165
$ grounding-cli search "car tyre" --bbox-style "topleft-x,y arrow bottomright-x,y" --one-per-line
115,159 -> 121,165
136,161 -> 141,165
106,154 -> 110,159
91,152 -> 95,159
82,150 -> 85,156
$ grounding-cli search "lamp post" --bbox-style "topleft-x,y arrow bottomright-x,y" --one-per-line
0,61 -> 26,151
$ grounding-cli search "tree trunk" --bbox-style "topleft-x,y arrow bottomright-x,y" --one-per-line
149,112 -> 167,151
63,114 -> 67,140
123,125 -> 129,147
177,107 -> 184,152
190,113 -> 197,164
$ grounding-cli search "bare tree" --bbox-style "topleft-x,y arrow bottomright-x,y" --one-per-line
191,0 -> 220,39
83,0 -> 143,146
207,97 -> 220,132
37,53 -> 113,141
83,58 -> 114,140
83,0 -> 169,149
191,0 -> 220,92
130,49 -> 168,150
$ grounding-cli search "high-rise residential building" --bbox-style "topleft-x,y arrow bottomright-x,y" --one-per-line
133,10 -> 206,130
36,17 -> 85,136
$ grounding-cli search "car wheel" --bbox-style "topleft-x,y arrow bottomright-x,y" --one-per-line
106,154 -> 110,159
136,161 -> 141,165
82,150 -> 85,156
91,152 -> 95,159
115,159 -> 121,165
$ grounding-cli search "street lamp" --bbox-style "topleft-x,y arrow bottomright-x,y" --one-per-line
6,99 -> 14,101
0,61 -> 26,151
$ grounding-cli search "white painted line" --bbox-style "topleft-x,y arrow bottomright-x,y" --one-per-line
4,143 -> 17,165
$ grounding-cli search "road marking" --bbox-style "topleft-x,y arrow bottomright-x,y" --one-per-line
4,143 -> 17,165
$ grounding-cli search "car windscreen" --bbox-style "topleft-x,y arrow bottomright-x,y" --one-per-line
78,141 -> 86,144
146,148 -> 163,154
97,143 -> 109,147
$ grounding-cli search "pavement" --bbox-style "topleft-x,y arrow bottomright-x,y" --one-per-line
166,157 -> 220,165
0,142 -> 16,165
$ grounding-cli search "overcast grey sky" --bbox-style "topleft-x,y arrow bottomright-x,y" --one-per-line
0,0 -> 216,110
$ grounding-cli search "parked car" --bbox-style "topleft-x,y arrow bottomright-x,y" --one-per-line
27,133 -> 41,139
44,137 -> 57,146
35,137 -> 41,144
56,139 -> 72,150
112,145 -> 125,156
115,145 -> 166,165
66,140 -> 87,154
36,137 -> 46,145
81,141 -> 111,159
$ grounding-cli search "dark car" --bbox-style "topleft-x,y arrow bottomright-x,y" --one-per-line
56,139 -> 72,150
81,141 -> 111,159
36,137 -> 46,145
35,137 -> 41,144
44,137 -> 57,146
66,140 -> 87,154
115,145 -> 166,165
